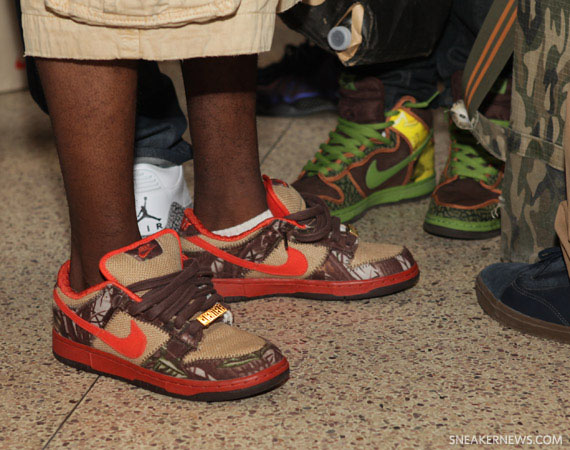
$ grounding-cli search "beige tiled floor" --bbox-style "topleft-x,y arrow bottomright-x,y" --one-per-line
1,25 -> 570,450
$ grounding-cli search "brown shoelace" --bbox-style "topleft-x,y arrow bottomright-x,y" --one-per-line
285,193 -> 356,248
127,259 -> 228,341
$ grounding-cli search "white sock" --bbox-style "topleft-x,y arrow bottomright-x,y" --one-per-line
214,209 -> 273,237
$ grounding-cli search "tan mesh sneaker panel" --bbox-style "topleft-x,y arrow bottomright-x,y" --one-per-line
273,184 -> 306,214
104,234 -> 182,286
183,322 -> 265,364
244,240 -> 328,279
55,286 -> 103,308
350,241 -> 403,267
92,311 -> 170,365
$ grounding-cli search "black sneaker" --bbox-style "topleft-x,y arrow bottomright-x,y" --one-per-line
476,247 -> 570,343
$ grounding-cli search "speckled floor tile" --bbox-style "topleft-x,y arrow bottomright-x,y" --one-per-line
0,91 -> 98,450
2,38 -> 570,450
260,111 -> 339,182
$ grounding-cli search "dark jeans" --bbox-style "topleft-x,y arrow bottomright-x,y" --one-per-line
134,62 -> 193,166
14,0 -> 192,166
358,0 -> 496,109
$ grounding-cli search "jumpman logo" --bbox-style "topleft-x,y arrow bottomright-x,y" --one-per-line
137,197 -> 161,223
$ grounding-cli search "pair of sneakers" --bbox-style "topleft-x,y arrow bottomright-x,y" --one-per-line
292,72 -> 510,239
53,177 -> 419,400
287,72 -> 570,346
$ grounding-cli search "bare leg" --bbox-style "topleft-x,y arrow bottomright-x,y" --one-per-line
36,59 -> 140,291
181,55 -> 267,231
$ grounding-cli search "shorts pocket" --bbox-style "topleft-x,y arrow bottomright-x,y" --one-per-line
44,0 -> 242,28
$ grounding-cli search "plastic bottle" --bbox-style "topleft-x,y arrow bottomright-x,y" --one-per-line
327,16 -> 352,51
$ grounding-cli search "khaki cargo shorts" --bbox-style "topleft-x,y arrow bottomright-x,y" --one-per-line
21,0 -> 298,60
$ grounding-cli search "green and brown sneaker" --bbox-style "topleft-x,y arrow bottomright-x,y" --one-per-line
423,73 -> 510,239
292,75 -> 437,223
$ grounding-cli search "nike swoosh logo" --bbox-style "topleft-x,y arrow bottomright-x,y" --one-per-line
138,243 -> 157,259
54,290 -> 147,359
365,131 -> 433,190
188,236 -> 309,276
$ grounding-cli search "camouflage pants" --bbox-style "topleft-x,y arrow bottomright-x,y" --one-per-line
503,99 -> 570,276
502,98 -> 570,274
501,153 -> 565,263
462,111 -> 567,264
453,0 -> 570,267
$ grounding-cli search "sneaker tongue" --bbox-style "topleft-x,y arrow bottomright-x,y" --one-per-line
265,179 -> 306,216
101,231 -> 183,288
338,76 -> 385,124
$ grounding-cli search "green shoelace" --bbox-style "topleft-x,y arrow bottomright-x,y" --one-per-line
303,92 -> 439,177
448,119 -> 507,182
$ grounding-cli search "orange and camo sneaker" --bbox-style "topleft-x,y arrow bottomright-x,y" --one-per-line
52,230 -> 289,401
180,177 -> 419,301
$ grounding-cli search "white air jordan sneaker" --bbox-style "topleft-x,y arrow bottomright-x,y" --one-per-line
134,163 -> 192,237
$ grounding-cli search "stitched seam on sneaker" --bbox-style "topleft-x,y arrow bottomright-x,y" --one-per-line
512,281 -> 570,326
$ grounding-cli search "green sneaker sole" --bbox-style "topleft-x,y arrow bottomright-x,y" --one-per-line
331,176 -> 436,223
423,215 -> 501,240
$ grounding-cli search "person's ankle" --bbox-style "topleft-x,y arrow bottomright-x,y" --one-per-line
68,259 -> 104,292
194,199 -> 268,231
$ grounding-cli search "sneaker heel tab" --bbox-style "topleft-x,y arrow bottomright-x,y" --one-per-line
156,229 -> 184,266
98,230 -> 182,283
181,208 -> 211,236
56,260 -> 109,300
157,228 -> 182,246
56,260 -> 73,296
263,176 -> 291,217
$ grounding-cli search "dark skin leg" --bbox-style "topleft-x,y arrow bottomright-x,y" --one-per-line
36,59 -> 140,292
38,56 -> 263,289
182,55 -> 268,231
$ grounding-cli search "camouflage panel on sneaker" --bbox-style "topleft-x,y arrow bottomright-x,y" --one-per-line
425,201 -> 501,232
52,231 -> 289,400
180,177 -> 419,301
292,76 -> 436,223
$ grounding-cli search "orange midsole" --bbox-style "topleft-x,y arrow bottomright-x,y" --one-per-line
214,264 -> 419,298
52,330 -> 289,396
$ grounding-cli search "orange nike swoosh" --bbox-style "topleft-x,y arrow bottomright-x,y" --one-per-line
54,290 -> 147,359
138,243 -> 157,259
188,236 -> 309,277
